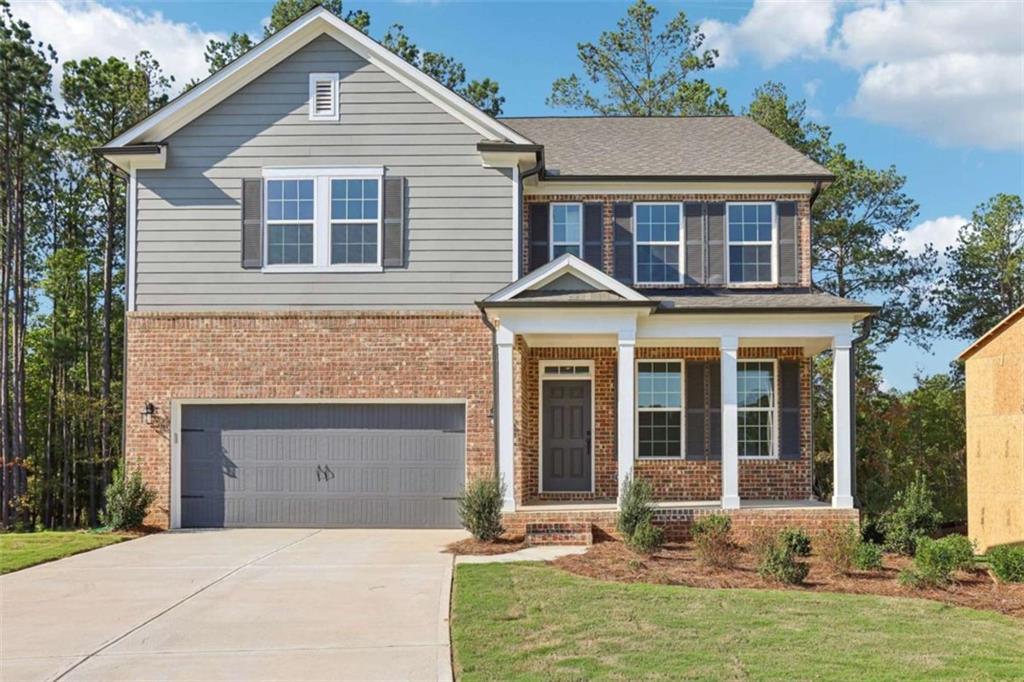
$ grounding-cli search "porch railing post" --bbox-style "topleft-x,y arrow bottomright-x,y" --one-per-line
496,324 -> 516,512
832,335 -> 855,509
616,329 -> 636,508
720,336 -> 741,509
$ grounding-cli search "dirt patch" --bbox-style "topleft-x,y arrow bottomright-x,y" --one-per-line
551,541 -> 1024,618
444,536 -> 527,556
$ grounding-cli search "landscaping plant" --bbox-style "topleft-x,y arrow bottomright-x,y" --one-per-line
987,544 -> 1024,583
458,477 -> 506,541
101,467 -> 156,530
854,542 -> 884,571
900,534 -> 975,587
628,518 -> 665,555
756,530 -> 810,584
816,522 -> 859,574
616,474 -> 654,538
691,513 -> 736,568
879,472 -> 942,555
779,527 -> 812,557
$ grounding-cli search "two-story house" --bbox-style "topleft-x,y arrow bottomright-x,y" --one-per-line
100,8 -> 874,538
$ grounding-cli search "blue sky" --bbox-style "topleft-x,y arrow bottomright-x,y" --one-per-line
13,0 -> 1023,389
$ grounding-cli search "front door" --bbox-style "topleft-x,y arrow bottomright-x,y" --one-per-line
542,380 -> 592,492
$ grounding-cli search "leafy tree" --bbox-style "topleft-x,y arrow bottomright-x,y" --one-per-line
939,193 -> 1024,340
548,0 -> 729,116
745,81 -> 831,164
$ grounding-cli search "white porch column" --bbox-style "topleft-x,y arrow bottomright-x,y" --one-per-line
832,335 -> 855,509
495,324 -> 516,512
720,336 -> 741,509
616,329 -> 636,507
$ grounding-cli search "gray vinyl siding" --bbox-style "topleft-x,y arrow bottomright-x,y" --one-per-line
135,35 -> 514,310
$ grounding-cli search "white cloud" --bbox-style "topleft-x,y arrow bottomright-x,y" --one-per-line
894,215 -> 966,257
9,0 -> 225,94
803,79 -> 822,98
701,0 -> 836,69
701,0 -> 1024,151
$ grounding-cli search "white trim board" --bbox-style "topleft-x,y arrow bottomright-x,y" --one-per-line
485,253 -> 648,303
104,8 -> 530,151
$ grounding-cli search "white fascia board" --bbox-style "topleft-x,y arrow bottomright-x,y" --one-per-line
487,254 -> 647,303
106,9 -> 531,149
639,313 -> 856,341
496,308 -> 646,337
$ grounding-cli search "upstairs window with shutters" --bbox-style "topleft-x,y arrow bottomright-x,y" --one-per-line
635,203 -> 684,285
727,203 -> 776,284
550,203 -> 583,258
308,73 -> 339,121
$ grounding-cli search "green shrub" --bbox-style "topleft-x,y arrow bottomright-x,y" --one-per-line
617,475 -> 654,539
879,472 -> 942,555
757,540 -> 810,584
897,567 -> 925,588
628,518 -> 665,555
909,535 -> 975,586
457,477 -> 505,541
854,542 -> 884,571
101,467 -> 156,530
779,527 -> 812,557
817,522 -> 859,574
988,545 -> 1024,583
692,514 -> 736,568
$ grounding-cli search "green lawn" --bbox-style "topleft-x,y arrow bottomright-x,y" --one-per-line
0,530 -> 133,574
452,563 -> 1024,681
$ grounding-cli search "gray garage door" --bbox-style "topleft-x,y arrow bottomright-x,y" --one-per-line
180,403 -> 465,528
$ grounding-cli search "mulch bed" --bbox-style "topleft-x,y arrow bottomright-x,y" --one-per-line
444,536 -> 527,555
551,540 -> 1024,618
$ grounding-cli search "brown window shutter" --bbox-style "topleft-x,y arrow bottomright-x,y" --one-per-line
528,202 -> 549,272
777,201 -> 798,285
707,361 -> 722,460
583,202 -> 603,269
684,202 -> 704,284
706,202 -> 726,285
779,360 -> 802,459
241,178 -> 263,269
382,176 -> 405,268
685,361 -> 706,460
613,202 -> 634,284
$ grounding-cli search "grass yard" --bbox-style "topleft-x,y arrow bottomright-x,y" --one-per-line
452,563 -> 1024,681
0,530 -> 133,574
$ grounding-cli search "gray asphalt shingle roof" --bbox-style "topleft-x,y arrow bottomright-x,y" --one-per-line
498,116 -> 832,179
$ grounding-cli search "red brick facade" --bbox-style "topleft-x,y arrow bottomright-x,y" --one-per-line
523,192 -> 813,288
125,311 -> 495,528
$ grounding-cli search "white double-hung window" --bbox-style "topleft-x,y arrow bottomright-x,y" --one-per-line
263,167 -> 383,272
550,203 -> 583,258
635,203 -> 683,284
727,203 -> 776,284
636,361 -> 684,458
737,360 -> 777,458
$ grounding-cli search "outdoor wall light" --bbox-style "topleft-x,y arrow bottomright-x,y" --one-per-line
141,401 -> 156,425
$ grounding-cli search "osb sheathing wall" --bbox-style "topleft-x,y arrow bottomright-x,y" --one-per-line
965,315 -> 1024,552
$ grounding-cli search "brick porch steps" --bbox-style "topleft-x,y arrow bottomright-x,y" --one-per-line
524,522 -> 594,546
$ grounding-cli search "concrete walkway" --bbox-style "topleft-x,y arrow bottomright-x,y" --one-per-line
454,545 -> 589,564
1,528 -> 466,682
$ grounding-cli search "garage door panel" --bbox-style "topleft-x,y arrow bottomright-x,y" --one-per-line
181,403 -> 465,528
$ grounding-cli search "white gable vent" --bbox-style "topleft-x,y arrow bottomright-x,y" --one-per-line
308,72 -> 339,121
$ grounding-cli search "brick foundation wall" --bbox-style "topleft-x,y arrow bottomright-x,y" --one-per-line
125,311 -> 495,528
504,507 -> 859,544
515,343 -> 814,504
523,193 -> 813,288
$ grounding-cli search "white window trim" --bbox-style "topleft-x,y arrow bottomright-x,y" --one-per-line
538,359 -> 595,494
737,358 -> 780,460
634,359 -> 686,460
549,202 -> 584,261
725,201 -> 778,287
261,166 -> 384,273
633,202 -> 685,287
308,72 -> 340,122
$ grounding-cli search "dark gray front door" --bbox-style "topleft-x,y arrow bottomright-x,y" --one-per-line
542,380 -> 592,492
180,403 -> 465,528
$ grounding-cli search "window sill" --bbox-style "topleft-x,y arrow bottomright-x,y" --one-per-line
260,264 -> 384,274
635,456 -> 687,462
725,282 -> 778,288
738,455 -> 780,461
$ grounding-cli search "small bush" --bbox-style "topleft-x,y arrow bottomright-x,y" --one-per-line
457,477 -> 505,541
617,475 -> 654,539
779,527 -> 812,557
879,472 -> 942,556
910,535 -> 975,586
817,522 -> 860,574
628,518 -> 665,555
854,542 -> 884,571
692,514 -> 736,568
897,567 -> 925,588
101,467 -> 156,530
988,545 -> 1024,583
748,527 -> 777,557
758,540 -> 810,585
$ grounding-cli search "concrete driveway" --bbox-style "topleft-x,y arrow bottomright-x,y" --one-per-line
1,528 -> 466,681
